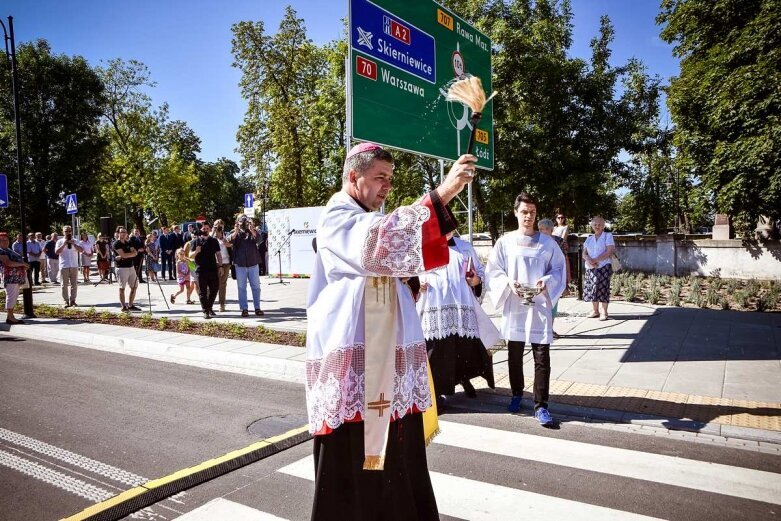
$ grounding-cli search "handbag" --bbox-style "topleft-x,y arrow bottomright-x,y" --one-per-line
230,264 -> 236,280
610,253 -> 622,272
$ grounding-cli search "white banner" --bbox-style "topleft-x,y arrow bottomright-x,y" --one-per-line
266,206 -> 324,277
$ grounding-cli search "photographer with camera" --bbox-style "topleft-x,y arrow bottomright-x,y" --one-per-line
189,222 -> 222,319
228,215 -> 264,317
54,225 -> 84,307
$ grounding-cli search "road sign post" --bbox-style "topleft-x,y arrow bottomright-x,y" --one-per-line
65,193 -> 78,215
348,0 -> 494,169
0,174 -> 8,208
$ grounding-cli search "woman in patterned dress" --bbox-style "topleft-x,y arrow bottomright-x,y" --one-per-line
582,216 -> 615,320
0,232 -> 30,324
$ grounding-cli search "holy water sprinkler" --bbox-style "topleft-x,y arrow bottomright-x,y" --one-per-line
445,76 -> 497,155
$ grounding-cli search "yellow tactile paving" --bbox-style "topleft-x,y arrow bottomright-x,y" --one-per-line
559,382 -> 606,408
602,386 -> 649,413
641,391 -> 688,418
548,379 -> 574,396
684,395 -> 728,425
486,378 -> 781,431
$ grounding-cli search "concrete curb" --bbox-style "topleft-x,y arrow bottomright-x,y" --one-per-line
2,322 -> 306,384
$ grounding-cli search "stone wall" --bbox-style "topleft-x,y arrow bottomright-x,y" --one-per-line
470,235 -> 781,281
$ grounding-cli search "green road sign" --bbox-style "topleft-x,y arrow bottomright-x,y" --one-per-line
348,0 -> 494,169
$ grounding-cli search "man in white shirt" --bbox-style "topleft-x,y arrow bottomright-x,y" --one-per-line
55,225 -> 83,307
486,192 -> 566,427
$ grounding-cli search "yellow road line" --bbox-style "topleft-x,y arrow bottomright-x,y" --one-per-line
60,425 -> 311,521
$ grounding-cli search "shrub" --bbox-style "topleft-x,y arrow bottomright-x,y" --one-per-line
669,289 -> 680,307
177,317 -> 192,332
726,279 -> 739,293
118,312 -> 132,325
100,310 -> 112,320
720,295 -> 730,310
624,285 -> 637,302
745,278 -> 760,295
711,278 -> 723,291
85,307 -> 97,319
226,322 -> 246,337
691,291 -> 703,308
157,317 -> 169,330
690,277 -> 702,293
705,287 -> 719,307
765,289 -> 779,309
140,313 -> 153,326
648,287 -> 661,305
611,278 -> 622,296
732,290 -> 748,309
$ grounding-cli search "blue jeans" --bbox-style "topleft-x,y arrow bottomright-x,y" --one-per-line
235,264 -> 261,311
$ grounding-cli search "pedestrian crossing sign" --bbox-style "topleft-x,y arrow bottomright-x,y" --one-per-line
66,193 -> 78,215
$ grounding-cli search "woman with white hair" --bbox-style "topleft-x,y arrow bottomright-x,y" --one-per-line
582,216 -> 615,320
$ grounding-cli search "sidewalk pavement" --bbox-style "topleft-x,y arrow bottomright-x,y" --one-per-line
3,276 -> 780,444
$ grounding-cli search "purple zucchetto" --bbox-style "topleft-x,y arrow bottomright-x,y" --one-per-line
345,142 -> 383,160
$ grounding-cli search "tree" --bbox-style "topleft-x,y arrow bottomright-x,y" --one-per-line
232,8 -> 327,208
97,59 -> 202,232
441,0 -> 658,238
195,158 -> 254,223
658,0 -> 781,235
0,40 -> 106,234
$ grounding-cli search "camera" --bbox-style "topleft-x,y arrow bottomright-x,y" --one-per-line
238,216 -> 250,231
65,232 -> 73,248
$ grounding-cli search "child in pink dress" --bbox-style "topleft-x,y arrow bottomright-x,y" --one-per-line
169,248 -> 195,304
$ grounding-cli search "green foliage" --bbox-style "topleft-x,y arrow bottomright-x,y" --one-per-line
732,290 -> 749,309
705,287 -> 719,307
140,313 -> 153,326
177,316 -> 192,332
659,0 -> 781,234
720,295 -> 730,310
85,307 -> 97,319
0,40 -> 107,234
232,9 -> 345,209
118,312 -> 132,325
225,322 -> 246,337
669,288 -> 681,307
100,310 -> 112,320
624,284 -> 637,302
157,317 -> 169,330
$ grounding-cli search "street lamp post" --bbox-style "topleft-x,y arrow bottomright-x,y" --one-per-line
1,16 -> 34,318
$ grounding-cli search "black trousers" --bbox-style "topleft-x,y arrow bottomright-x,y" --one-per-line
29,260 -> 40,284
197,270 -> 219,312
160,252 -> 173,279
508,340 -> 551,410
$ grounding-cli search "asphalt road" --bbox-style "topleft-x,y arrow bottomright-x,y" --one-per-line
0,336 -> 306,521
1,336 -> 780,521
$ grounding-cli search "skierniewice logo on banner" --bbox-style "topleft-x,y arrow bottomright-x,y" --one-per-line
350,0 -> 436,84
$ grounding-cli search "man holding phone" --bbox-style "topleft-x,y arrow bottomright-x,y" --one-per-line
54,225 -> 83,307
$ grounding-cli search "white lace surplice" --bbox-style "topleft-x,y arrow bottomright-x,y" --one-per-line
306,191 -> 439,436
417,237 -> 500,349
485,231 -> 566,344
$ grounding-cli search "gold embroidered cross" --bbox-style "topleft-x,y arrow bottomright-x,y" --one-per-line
367,393 -> 391,417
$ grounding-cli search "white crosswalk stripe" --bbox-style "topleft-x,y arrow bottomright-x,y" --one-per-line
0,449 -> 114,503
175,498 -> 289,520
278,456 -> 665,521
168,416 -> 781,520
434,420 -> 781,506
0,427 -> 147,486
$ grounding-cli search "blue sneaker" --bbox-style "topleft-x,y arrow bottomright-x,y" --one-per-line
508,396 -> 522,413
534,407 -> 554,426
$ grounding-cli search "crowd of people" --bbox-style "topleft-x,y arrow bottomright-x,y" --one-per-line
0,217 -> 271,320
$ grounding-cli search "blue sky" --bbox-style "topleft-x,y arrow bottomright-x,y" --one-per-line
4,0 -> 677,165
